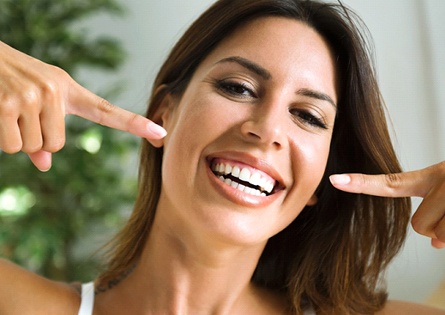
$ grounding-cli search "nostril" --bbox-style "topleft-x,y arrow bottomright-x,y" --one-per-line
240,118 -> 285,148
247,131 -> 261,139
272,140 -> 281,148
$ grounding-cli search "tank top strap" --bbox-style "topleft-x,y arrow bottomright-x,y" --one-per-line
78,282 -> 95,315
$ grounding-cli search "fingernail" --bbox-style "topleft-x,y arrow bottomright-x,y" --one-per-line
147,122 -> 167,138
330,174 -> 351,185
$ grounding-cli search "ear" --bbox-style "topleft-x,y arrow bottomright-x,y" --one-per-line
306,194 -> 318,206
150,85 -> 174,148
151,85 -> 172,126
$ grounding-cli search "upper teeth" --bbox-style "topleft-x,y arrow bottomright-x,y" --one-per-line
212,161 -> 276,195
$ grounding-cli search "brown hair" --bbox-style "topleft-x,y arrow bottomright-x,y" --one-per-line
100,1 -> 411,314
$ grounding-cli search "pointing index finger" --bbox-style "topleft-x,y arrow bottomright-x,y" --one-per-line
67,82 -> 167,140
329,163 -> 443,198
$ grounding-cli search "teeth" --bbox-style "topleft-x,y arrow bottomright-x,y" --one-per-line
259,176 -> 266,188
232,166 -> 240,177
239,168 -> 251,182
212,161 -> 277,195
224,164 -> 232,175
249,172 -> 261,186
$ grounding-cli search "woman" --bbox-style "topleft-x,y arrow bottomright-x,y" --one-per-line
0,0 -> 444,314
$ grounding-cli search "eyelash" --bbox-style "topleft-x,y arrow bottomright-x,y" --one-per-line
289,109 -> 328,129
215,80 -> 257,99
215,79 -> 328,129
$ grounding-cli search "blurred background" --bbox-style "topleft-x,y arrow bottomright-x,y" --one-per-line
0,0 -> 444,306
0,0 -> 139,281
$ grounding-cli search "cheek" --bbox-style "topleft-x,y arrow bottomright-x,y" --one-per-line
290,132 -> 332,193
160,96 -> 224,181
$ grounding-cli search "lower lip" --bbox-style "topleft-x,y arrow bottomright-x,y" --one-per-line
206,162 -> 281,208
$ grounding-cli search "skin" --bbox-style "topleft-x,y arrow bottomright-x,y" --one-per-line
331,162 -> 445,248
157,17 -> 336,247
0,17 -> 444,315
0,41 -> 166,171
94,17 -> 337,315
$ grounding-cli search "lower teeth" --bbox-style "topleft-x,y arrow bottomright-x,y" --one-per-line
218,175 -> 266,197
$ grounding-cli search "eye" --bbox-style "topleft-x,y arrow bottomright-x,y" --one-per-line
289,108 -> 328,129
215,79 -> 257,99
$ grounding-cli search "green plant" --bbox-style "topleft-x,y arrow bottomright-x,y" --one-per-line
0,0 -> 138,282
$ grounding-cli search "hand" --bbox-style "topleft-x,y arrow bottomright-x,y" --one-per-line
0,41 -> 166,171
330,161 -> 445,249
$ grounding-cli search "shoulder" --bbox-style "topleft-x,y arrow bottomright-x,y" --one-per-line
0,259 -> 81,315
376,300 -> 445,315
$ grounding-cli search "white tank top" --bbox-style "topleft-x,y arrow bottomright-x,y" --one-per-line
77,282 -> 316,315
78,282 -> 95,315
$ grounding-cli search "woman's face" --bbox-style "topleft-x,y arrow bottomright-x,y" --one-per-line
157,17 -> 338,246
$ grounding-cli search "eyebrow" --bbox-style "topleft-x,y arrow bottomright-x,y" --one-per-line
215,56 -> 272,80
215,56 -> 337,108
297,88 -> 337,109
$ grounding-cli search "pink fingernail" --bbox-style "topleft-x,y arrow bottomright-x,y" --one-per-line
330,174 -> 351,185
40,166 -> 51,172
147,122 -> 167,138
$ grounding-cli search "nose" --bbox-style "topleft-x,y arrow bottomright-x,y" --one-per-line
240,103 -> 286,149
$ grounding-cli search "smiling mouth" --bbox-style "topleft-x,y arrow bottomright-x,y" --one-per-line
210,160 -> 280,197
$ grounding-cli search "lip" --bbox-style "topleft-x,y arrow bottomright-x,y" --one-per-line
205,151 -> 286,207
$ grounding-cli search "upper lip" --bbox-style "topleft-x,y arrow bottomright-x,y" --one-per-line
206,151 -> 287,192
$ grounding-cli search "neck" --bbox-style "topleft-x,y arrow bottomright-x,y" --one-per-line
143,215 -> 267,314
97,213 -> 275,315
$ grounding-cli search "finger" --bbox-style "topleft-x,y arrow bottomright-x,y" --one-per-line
28,150 -> 52,172
18,114 -> 43,153
40,79 -> 65,152
40,104 -> 65,153
411,181 -> 445,239
433,213 -> 445,244
67,83 -> 167,141
431,238 -> 445,249
329,166 -> 439,198
0,119 -> 22,153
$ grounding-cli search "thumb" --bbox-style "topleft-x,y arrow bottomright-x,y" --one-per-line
28,150 -> 52,172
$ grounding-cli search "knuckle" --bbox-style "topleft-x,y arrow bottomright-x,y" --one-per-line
410,215 -> 428,235
384,173 -> 403,190
43,138 -> 65,153
436,228 -> 445,243
97,98 -> 116,123
50,65 -> 69,80
21,141 -> 43,154
21,88 -> 41,109
126,113 -> 139,132
1,142 -> 23,154
357,174 -> 367,187
40,78 -> 59,100
0,88 -> 42,115
0,98 -> 19,117
42,66 -> 69,92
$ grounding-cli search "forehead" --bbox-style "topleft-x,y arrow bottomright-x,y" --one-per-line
195,16 -> 338,102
